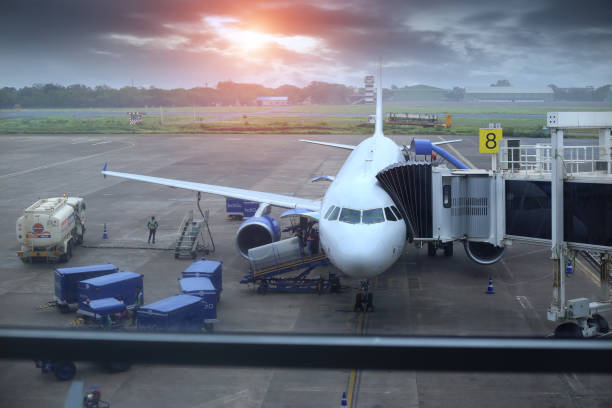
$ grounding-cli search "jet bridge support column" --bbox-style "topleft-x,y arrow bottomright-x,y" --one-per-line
548,128 -> 566,322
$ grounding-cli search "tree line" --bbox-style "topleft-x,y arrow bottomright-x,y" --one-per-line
0,81 -> 354,108
1,81 -> 609,108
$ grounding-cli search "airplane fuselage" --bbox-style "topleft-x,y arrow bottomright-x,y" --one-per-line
319,135 -> 407,278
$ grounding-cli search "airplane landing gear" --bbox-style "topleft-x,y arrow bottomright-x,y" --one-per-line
354,280 -> 374,312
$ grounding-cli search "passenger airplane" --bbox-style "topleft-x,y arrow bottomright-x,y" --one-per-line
102,66 -> 481,311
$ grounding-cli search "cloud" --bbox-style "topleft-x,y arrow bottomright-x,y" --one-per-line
0,0 -> 610,88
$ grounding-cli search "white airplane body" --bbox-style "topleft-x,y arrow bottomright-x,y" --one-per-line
318,133 -> 406,278
101,66 -> 459,290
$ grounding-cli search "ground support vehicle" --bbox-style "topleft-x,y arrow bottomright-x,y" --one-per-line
78,272 -> 143,308
225,198 -> 259,220
16,196 -> 86,263
45,264 -> 118,313
83,385 -> 110,408
175,210 -> 212,259
178,277 -> 218,331
182,260 -> 223,301
76,297 -> 128,329
137,294 -> 206,331
241,237 -> 337,294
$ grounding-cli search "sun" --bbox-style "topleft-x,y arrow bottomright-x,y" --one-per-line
227,29 -> 271,52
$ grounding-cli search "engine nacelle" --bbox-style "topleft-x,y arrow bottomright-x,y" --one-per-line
463,241 -> 506,265
235,215 -> 281,258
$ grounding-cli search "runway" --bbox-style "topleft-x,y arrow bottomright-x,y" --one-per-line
0,133 -> 610,407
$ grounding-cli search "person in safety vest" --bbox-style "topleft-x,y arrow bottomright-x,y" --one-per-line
147,216 -> 158,244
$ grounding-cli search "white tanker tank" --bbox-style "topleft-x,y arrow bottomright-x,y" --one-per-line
16,197 -> 86,263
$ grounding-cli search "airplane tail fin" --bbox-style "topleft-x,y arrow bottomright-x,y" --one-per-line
374,60 -> 384,138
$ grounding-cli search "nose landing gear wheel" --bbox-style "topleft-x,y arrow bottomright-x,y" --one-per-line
354,293 -> 364,312
353,280 -> 374,312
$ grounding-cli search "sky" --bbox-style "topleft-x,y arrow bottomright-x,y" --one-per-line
1,0 -> 611,90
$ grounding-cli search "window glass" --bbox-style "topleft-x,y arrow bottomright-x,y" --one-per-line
362,208 -> 384,224
328,206 -> 341,221
324,206 -> 335,219
384,207 -> 397,221
391,206 -> 403,220
339,208 -> 361,224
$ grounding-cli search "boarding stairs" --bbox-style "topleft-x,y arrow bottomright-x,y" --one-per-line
174,210 -> 206,259
240,237 -> 338,294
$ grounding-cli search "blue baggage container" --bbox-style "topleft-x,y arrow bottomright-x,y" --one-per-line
77,297 -> 126,319
182,260 -> 222,299
54,264 -> 118,306
178,277 -> 217,321
78,271 -> 143,309
243,201 -> 259,217
226,198 -> 244,216
225,198 -> 259,218
137,295 -> 204,331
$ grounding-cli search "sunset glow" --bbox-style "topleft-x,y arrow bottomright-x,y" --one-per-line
1,1 -> 610,89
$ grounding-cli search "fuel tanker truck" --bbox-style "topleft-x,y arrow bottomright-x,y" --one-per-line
16,197 -> 86,263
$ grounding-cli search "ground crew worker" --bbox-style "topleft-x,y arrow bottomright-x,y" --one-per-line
147,216 -> 158,244
306,228 -> 315,257
132,287 -> 144,325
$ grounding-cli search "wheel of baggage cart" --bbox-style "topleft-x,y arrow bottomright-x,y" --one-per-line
58,304 -> 71,314
204,323 -> 214,332
443,243 -> 453,257
427,242 -> 436,257
53,361 -> 76,381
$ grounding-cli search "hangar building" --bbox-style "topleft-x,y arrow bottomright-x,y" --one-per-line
255,96 -> 289,106
465,87 -> 554,103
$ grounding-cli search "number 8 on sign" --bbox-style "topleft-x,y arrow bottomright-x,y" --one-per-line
479,128 -> 502,153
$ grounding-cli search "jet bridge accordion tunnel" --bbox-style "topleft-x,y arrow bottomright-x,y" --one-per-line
377,163 -> 505,265
377,163 -> 612,265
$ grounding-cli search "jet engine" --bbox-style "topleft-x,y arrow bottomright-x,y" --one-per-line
463,241 -> 505,265
235,215 -> 281,258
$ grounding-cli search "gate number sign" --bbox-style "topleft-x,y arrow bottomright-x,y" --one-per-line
479,128 -> 503,153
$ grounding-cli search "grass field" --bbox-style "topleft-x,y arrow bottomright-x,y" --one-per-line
1,103 -> 609,136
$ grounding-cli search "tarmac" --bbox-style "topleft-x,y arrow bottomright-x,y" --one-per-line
0,133 -> 611,407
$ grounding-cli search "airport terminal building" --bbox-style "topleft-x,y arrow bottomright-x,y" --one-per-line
465,86 -> 554,102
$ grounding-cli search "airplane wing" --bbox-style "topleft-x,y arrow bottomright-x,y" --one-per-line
299,139 -> 356,150
102,168 -> 321,211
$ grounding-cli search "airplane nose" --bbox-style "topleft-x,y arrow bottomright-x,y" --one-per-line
330,241 -> 390,278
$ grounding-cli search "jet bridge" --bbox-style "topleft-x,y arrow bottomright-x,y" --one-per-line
378,112 -> 612,337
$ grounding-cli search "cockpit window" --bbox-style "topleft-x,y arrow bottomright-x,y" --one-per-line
324,206 -> 335,219
339,208 -> 361,224
391,206 -> 403,220
328,206 -> 341,221
362,208 -> 384,224
384,207 -> 397,221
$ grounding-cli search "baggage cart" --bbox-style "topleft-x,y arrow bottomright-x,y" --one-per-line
178,277 -> 217,330
137,294 -> 205,331
78,272 -> 143,309
182,260 -> 222,300
51,264 -> 118,312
